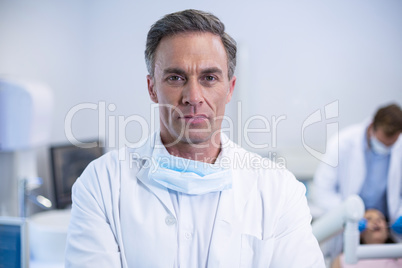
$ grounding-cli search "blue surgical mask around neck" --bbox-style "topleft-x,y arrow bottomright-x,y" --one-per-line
149,166 -> 232,195
148,135 -> 232,195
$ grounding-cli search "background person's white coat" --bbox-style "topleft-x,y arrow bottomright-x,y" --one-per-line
310,120 -> 402,225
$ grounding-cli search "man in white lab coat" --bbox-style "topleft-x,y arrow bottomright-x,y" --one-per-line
65,9 -> 325,267
310,103 -> 402,258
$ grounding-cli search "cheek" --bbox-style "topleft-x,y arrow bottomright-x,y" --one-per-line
154,83 -> 181,104
158,106 -> 168,120
159,106 -> 174,119
157,91 -> 175,104
211,89 -> 229,106
159,106 -> 183,123
382,230 -> 388,238
361,232 -> 369,243
216,96 -> 229,111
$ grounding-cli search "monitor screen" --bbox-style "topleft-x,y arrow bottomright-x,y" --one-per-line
50,143 -> 103,209
0,217 -> 28,268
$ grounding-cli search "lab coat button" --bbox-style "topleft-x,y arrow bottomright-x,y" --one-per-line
184,232 -> 192,240
165,216 -> 176,225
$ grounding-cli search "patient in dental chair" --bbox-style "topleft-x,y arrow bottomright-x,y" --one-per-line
331,209 -> 402,268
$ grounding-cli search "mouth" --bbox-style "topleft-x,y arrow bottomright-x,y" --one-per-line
367,226 -> 382,232
179,114 -> 209,124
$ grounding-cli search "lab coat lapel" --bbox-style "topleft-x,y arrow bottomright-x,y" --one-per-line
208,146 -> 258,267
132,133 -> 176,217
387,138 -> 402,221
208,188 -> 235,267
136,164 -> 176,217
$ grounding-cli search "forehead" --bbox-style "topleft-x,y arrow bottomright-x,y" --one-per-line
375,126 -> 400,143
154,32 -> 228,72
365,209 -> 384,219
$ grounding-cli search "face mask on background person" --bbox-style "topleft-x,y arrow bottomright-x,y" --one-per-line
370,135 -> 392,155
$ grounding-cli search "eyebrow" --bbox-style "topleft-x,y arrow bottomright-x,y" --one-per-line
200,67 -> 223,76
163,67 -> 223,76
163,68 -> 186,76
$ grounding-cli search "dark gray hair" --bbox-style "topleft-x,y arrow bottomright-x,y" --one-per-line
145,9 -> 237,79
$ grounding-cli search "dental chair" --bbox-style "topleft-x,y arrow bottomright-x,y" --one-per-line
312,195 -> 402,265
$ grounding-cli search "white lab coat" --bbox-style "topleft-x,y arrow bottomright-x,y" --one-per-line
311,120 -> 402,224
65,133 -> 324,267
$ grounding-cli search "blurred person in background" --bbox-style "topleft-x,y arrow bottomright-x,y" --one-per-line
310,103 -> 402,259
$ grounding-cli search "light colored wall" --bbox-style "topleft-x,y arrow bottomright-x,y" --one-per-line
0,1 -> 401,213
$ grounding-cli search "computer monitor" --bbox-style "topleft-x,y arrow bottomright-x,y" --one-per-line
0,217 -> 28,268
50,143 -> 103,209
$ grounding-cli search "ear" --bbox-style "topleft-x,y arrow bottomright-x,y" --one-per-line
368,122 -> 374,135
147,75 -> 158,103
225,75 -> 236,104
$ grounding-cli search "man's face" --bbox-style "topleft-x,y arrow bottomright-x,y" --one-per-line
373,127 -> 400,147
147,32 -> 236,147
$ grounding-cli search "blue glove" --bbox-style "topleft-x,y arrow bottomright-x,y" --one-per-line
391,216 -> 402,234
358,218 -> 367,232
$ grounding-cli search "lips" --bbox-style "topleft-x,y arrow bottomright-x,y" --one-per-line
367,225 -> 383,232
179,114 -> 208,120
179,114 -> 209,124
181,114 -> 208,118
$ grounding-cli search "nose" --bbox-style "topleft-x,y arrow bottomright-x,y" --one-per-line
374,217 -> 382,225
182,79 -> 204,106
369,217 -> 382,228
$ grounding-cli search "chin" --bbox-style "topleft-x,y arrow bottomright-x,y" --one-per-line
182,132 -> 212,145
167,124 -> 220,146
364,235 -> 388,244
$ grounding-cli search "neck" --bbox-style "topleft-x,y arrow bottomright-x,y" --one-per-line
160,133 -> 221,164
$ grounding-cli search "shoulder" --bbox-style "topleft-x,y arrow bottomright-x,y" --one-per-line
392,133 -> 402,152
338,121 -> 368,143
323,121 -> 368,155
71,146 -> 145,208
229,145 -> 304,196
74,147 -> 128,191
80,143 -> 149,180
83,148 -> 121,176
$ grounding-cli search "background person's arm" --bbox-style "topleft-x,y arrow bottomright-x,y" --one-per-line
310,135 -> 343,216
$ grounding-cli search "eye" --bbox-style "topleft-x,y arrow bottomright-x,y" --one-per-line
205,75 -> 216,81
168,75 -> 183,81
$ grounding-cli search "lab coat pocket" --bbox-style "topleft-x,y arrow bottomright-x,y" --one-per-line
240,234 -> 274,268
